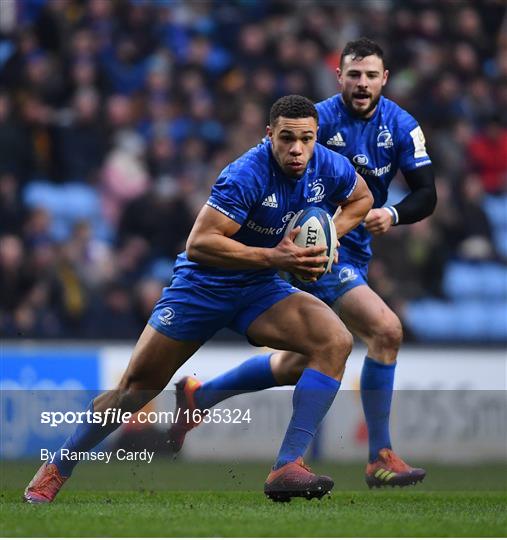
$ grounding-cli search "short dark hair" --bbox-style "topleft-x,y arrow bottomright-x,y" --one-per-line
340,37 -> 385,67
269,95 -> 318,126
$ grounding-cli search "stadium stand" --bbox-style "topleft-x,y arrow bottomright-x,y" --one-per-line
0,0 -> 505,342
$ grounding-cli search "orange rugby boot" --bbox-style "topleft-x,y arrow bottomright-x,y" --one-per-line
365,448 -> 426,488
23,463 -> 68,504
167,376 -> 206,453
264,457 -> 334,502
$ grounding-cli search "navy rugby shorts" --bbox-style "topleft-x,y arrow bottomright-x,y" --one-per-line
298,260 -> 369,307
148,273 -> 300,342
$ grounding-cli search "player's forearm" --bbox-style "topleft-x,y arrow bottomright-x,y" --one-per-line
334,192 -> 373,238
392,186 -> 437,224
394,165 -> 437,224
186,233 -> 271,270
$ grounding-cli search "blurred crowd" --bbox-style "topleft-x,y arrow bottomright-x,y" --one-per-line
0,0 -> 506,340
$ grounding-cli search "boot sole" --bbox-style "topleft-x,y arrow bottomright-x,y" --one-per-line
366,471 -> 426,489
265,478 -> 334,502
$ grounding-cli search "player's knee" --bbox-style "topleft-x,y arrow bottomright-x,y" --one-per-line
373,315 -> 403,353
309,328 -> 352,378
334,327 -> 354,358
319,327 -> 353,366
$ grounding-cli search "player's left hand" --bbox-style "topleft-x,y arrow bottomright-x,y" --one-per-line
364,208 -> 393,235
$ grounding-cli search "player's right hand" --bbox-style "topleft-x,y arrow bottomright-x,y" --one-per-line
269,227 -> 329,281
364,208 -> 393,235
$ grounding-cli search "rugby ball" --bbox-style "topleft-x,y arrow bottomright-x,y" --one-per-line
285,206 -> 337,283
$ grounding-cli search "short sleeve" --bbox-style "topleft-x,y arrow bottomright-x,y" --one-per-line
206,169 -> 259,225
397,115 -> 432,172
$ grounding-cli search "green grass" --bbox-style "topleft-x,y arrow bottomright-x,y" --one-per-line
2,491 -> 506,537
1,461 -> 506,537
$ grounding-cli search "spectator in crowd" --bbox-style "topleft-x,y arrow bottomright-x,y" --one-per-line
455,174 -> 503,261
84,282 -> 139,340
0,90 -> 35,182
0,235 -> 36,315
51,87 -> 107,182
100,130 -> 150,226
118,181 -> 194,260
467,114 -> 507,195
0,173 -> 25,234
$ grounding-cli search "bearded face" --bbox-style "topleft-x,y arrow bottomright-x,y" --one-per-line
338,54 -> 388,119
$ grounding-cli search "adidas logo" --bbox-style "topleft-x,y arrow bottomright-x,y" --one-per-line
327,132 -> 346,147
262,193 -> 278,208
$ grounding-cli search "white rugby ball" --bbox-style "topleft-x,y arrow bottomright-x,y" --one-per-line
285,206 -> 337,283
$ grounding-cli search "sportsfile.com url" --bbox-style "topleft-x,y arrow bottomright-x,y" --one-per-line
40,408 -> 252,428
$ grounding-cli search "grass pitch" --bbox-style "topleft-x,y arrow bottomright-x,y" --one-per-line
1,461 -> 506,537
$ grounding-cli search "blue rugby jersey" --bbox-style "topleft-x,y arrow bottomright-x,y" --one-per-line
175,139 -> 357,285
316,94 -> 432,264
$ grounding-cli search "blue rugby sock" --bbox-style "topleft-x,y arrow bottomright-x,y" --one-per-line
360,356 -> 396,462
274,368 -> 340,470
194,354 -> 277,410
50,400 -> 119,476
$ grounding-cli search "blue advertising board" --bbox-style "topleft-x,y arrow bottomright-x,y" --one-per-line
1,346 -> 100,458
